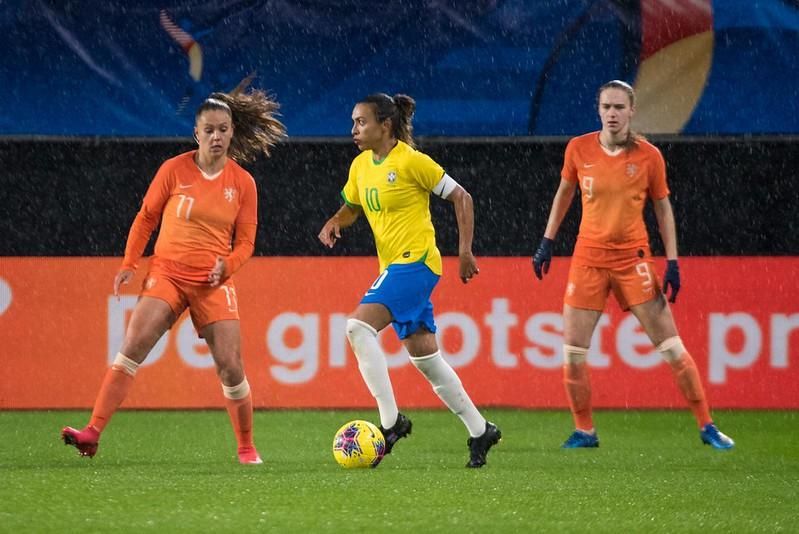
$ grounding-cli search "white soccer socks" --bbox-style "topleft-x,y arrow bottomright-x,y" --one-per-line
346,318 -> 399,429
411,351 -> 486,437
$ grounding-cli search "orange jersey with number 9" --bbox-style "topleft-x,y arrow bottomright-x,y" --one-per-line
561,132 -> 669,251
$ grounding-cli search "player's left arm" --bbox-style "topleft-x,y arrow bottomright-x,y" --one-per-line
210,176 -> 257,287
434,174 -> 478,284
648,147 -> 680,302
652,196 -> 677,260
652,196 -> 681,302
210,222 -> 256,287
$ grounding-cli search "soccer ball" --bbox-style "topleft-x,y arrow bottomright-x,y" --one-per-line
332,420 -> 386,468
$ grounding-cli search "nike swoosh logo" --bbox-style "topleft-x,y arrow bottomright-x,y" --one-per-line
179,184 -> 193,189
365,292 -> 376,296
583,163 -> 595,168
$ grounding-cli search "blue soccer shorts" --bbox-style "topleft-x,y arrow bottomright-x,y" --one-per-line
360,262 -> 440,340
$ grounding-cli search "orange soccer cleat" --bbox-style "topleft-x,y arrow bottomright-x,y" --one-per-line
237,445 -> 263,465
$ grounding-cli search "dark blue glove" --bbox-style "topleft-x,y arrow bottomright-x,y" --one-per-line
662,259 -> 680,303
532,237 -> 554,280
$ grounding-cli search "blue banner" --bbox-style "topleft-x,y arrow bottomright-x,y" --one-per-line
3,0 -> 799,136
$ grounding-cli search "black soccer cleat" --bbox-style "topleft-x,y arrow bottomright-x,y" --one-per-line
379,412 -> 413,456
466,421 -> 501,468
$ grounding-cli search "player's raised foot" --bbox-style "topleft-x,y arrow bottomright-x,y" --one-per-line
61,425 -> 100,458
700,423 -> 735,450
379,412 -> 413,456
237,445 -> 263,465
562,429 -> 599,449
466,421 -> 501,468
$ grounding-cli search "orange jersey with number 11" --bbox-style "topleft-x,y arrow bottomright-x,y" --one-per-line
122,151 -> 257,282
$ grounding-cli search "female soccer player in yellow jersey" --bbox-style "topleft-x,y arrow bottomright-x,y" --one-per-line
532,80 -> 734,450
318,93 -> 500,468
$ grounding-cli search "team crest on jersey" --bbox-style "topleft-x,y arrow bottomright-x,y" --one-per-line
626,163 -> 638,177
387,171 -> 397,185
224,187 -> 235,202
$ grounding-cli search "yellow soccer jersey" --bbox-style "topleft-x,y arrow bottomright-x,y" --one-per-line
342,140 -> 445,275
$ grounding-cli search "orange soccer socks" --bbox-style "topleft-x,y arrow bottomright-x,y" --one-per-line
562,345 -> 594,432
658,337 -> 713,427
88,352 -> 139,433
223,378 -> 262,464
222,378 -> 255,449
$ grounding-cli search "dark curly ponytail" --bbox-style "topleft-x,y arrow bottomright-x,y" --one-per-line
358,93 -> 416,148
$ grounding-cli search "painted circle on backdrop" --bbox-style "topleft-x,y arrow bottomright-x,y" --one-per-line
632,0 -> 714,133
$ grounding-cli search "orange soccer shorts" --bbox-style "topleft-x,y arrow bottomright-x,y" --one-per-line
140,259 -> 240,330
564,248 -> 661,312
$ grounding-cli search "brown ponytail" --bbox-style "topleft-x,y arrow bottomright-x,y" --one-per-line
196,77 -> 287,163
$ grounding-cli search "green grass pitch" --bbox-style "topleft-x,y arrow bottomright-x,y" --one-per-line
1,410 -> 796,532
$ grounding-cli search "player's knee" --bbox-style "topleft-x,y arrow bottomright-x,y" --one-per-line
217,364 -> 245,387
120,330 -> 163,361
221,377 -> 250,400
410,350 -> 441,374
563,344 -> 589,365
346,318 -> 378,350
111,352 -> 140,377
118,341 -> 149,364
657,336 -> 686,363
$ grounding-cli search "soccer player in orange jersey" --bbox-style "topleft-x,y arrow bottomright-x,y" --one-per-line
532,80 -> 734,450
62,82 -> 286,464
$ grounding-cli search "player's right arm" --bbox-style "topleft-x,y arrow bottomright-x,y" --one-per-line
532,178 -> 577,280
533,139 -> 580,280
318,202 -> 362,248
319,159 -> 364,249
114,163 -> 173,297
543,178 -> 578,240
